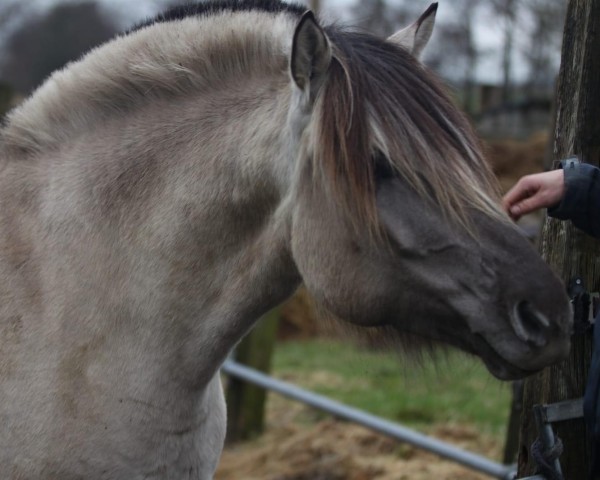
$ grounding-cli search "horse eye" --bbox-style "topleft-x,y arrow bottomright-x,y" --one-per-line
373,153 -> 395,182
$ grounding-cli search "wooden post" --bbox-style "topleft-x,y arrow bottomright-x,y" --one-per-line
517,1 -> 600,477
503,380 -> 523,465
225,308 -> 280,442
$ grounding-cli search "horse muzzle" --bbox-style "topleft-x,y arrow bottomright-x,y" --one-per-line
478,301 -> 572,380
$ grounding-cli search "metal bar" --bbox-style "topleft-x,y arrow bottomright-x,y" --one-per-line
221,360 -> 517,480
541,398 -> 583,423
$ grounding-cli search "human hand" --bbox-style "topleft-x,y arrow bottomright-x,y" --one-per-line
502,170 -> 565,221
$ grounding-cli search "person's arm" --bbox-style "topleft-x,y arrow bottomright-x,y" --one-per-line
502,156 -> 600,238
548,157 -> 600,238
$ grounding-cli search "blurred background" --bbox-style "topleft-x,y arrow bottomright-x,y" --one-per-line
0,1 -> 568,479
0,0 -> 565,135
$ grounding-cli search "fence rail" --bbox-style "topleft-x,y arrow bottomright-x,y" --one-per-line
221,360 -> 518,480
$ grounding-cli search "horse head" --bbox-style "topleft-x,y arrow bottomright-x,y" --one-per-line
287,5 -> 571,380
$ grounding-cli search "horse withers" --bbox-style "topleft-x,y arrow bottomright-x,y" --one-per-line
0,1 -> 571,478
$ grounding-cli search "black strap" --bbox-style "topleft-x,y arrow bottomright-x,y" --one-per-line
531,436 -> 564,480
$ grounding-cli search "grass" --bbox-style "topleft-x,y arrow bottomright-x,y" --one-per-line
271,338 -> 512,438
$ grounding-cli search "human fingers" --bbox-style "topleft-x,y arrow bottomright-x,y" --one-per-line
502,176 -> 541,219
508,193 -> 551,220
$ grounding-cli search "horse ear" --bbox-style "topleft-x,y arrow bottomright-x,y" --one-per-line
290,11 -> 331,95
387,3 -> 437,59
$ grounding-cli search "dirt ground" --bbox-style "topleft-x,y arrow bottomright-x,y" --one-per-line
216,392 -> 505,480
485,132 -> 549,193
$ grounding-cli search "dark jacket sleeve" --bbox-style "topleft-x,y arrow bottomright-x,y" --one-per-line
548,157 -> 600,238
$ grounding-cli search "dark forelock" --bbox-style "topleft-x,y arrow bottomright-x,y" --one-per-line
314,27 -> 501,232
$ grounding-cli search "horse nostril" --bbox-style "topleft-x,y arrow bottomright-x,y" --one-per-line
512,301 -> 551,347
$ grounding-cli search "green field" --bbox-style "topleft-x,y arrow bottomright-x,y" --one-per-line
272,339 -> 512,438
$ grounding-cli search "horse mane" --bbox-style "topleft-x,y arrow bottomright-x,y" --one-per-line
0,1 -> 305,156
314,28 -> 505,232
132,0 -> 306,31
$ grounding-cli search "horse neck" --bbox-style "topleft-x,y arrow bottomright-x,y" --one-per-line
107,80 -> 302,380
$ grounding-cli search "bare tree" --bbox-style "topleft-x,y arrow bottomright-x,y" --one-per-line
426,0 -> 481,114
351,0 -> 420,38
0,1 -> 119,94
487,0 -> 519,103
0,2 -> 23,33
522,0 -> 567,96
484,0 -> 566,101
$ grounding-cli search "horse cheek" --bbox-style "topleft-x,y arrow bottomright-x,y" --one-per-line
290,207 -> 390,326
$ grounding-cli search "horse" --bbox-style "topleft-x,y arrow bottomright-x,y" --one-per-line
0,1 -> 571,478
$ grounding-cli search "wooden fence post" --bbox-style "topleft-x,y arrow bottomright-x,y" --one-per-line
517,1 -> 600,477
225,307 -> 280,442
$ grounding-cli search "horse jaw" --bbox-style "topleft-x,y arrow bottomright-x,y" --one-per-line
387,3 -> 438,59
